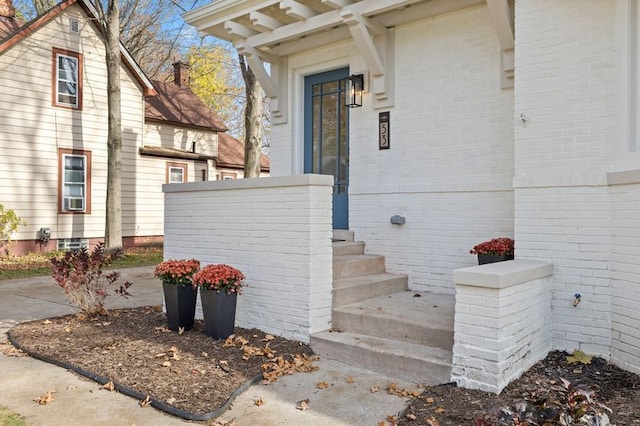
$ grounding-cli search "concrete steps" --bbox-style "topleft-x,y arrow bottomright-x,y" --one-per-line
332,273 -> 408,308
332,291 -> 454,350
310,231 -> 454,384
333,255 -> 386,279
310,331 -> 452,385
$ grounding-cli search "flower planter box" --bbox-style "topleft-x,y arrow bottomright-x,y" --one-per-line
477,254 -> 515,265
200,290 -> 237,340
162,283 -> 197,331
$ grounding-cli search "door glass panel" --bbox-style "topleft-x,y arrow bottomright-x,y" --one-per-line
312,95 -> 321,173
321,93 -> 338,178
338,89 -> 348,194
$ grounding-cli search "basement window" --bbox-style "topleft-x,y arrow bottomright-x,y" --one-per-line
57,238 -> 88,251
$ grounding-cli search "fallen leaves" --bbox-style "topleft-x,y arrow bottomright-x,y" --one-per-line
295,398 -> 310,411
315,381 -> 330,389
139,395 -> 151,407
254,396 -> 265,406
0,342 -> 26,357
566,349 -> 593,365
346,376 -> 355,384
34,391 -> 56,405
261,354 -> 319,383
102,381 -> 115,392
371,385 -> 380,393
386,382 -> 421,398
223,334 -> 277,362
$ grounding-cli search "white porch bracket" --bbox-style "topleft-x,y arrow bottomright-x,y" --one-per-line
486,0 -> 514,89
236,43 -> 288,124
341,9 -> 395,108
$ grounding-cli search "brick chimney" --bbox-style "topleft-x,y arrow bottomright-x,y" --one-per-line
0,0 -> 15,18
173,62 -> 190,88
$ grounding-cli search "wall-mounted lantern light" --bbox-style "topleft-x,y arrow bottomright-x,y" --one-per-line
345,74 -> 364,108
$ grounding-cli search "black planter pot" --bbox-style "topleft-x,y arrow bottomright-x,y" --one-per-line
478,253 -> 515,265
162,282 -> 197,331
200,289 -> 237,340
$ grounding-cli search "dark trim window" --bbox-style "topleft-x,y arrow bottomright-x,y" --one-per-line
166,162 -> 187,183
58,149 -> 91,214
53,48 -> 83,109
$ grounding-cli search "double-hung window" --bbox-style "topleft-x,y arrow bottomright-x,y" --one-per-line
166,162 -> 187,183
59,149 -> 91,213
53,48 -> 82,109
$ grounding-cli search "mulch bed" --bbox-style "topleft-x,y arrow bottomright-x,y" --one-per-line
400,351 -> 640,425
6,305 -> 640,425
7,306 -> 315,419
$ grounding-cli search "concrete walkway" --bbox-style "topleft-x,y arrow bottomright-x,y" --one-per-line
0,267 -> 415,425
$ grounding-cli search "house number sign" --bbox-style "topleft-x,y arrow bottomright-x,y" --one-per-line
379,111 -> 390,150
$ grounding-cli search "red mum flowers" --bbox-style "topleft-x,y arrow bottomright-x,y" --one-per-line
154,259 -> 200,286
193,264 -> 246,295
470,237 -> 515,256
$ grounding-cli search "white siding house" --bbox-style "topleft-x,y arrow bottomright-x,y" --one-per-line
173,0 -> 640,391
0,0 -> 156,253
0,0 -> 268,254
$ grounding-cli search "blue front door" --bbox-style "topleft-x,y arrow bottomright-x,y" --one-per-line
304,68 -> 350,229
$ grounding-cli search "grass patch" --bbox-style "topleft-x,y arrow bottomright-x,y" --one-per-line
0,406 -> 26,426
0,246 -> 163,281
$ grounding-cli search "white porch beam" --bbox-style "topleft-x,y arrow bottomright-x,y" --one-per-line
184,1 -> 279,34
486,0 -> 514,88
224,21 -> 259,39
250,11 -> 284,31
322,0 -> 354,9
269,26 -> 351,56
280,0 -> 317,20
243,0 -> 424,49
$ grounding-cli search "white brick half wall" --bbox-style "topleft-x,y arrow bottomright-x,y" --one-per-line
162,175 -> 334,343
452,260 -> 553,393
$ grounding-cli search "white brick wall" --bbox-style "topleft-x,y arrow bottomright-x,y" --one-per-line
452,260 -> 553,393
349,5 -> 515,294
514,0 -> 615,188
610,182 -> 640,374
350,191 -> 514,294
513,0 -> 617,357
269,5 -> 515,294
514,187 -> 612,355
163,175 -> 334,342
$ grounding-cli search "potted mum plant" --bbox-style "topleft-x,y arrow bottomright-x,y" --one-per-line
192,263 -> 245,340
154,259 -> 200,331
470,237 -> 515,265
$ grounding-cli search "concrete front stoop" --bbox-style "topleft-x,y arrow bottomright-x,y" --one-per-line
310,231 -> 455,385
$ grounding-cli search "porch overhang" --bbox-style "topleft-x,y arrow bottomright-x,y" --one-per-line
184,0 -> 510,120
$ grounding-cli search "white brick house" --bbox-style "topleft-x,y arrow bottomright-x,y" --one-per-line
162,0 -> 640,391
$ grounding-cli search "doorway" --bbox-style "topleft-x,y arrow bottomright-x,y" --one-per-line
304,68 -> 350,229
